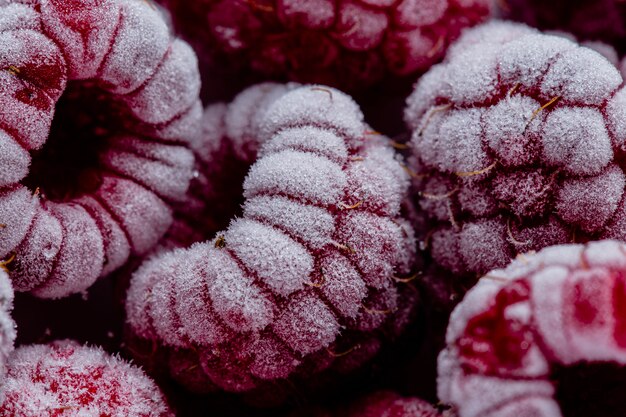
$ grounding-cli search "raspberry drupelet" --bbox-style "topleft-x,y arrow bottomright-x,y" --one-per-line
125,85 -> 418,394
405,21 -> 626,291
0,271 -> 14,384
439,240 -> 626,417
157,0 -> 493,91
0,0 -> 202,298
0,340 -> 173,416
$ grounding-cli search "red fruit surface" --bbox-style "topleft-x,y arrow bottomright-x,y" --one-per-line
406,21 -> 626,280
0,271 -> 15,383
342,391 -> 441,417
501,0 -> 626,54
0,0 -> 202,298
438,240 -> 626,417
157,0 -> 493,90
0,340 -> 172,416
125,85 -> 418,393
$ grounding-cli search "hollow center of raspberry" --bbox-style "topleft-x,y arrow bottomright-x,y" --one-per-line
553,361 -> 626,417
23,81 -> 123,201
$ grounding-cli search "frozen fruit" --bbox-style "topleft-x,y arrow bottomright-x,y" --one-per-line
0,270 -> 15,384
439,240 -> 626,417
342,391 -> 441,417
125,85 -> 418,393
501,0 -> 626,54
164,82 -> 298,248
0,340 -> 172,416
157,0 -> 493,90
405,21 -> 626,281
0,0 -> 202,298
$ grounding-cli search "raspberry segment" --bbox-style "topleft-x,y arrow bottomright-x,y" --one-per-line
125,86 -> 418,393
0,271 -> 15,384
439,240 -> 626,417
0,0 -> 202,298
0,340 -> 172,416
157,0 -> 493,90
406,22 -> 626,283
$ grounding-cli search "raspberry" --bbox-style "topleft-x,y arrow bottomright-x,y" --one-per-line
342,391 -> 441,417
157,0 -> 493,90
439,240 -> 626,417
0,0 -> 202,298
405,21 -> 626,281
0,271 -> 15,382
0,340 -> 172,416
165,82 -> 298,248
125,85 -> 418,393
501,0 -> 626,54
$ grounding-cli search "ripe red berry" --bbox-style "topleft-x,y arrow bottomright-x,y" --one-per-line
439,240 -> 626,417
406,22 -> 626,282
0,0 -> 202,298
126,85 -> 418,393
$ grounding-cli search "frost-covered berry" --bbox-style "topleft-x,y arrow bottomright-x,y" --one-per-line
165,82 -> 298,248
342,391 -> 441,417
406,21 -> 626,282
0,0 -> 202,298
439,240 -> 626,417
0,271 -> 15,384
157,0 -> 493,90
126,85 -> 418,393
501,0 -> 626,54
0,340 -> 172,416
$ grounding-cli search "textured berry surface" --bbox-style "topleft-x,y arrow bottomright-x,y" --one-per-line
157,0 -> 492,90
126,85 -> 417,393
502,0 -> 626,54
0,0 -> 201,298
164,82 -> 299,248
0,340 -> 172,416
406,21 -> 626,281
341,391 -> 441,417
438,240 -> 626,417
0,271 -> 15,384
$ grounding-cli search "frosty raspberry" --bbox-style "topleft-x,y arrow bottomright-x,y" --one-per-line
158,0 -> 493,90
0,0 -> 202,298
406,22 -> 626,282
439,240 -> 626,417
0,340 -> 172,416
126,85 -> 417,393
0,271 -> 14,384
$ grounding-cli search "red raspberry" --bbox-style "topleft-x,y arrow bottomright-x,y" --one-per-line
0,340 -> 172,416
0,0 -> 202,298
405,22 -> 626,281
501,0 -> 626,54
157,0 -> 493,90
125,85 -> 418,393
439,240 -> 626,417
0,271 -> 15,382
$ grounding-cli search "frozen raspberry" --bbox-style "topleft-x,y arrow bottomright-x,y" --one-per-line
0,0 -> 202,298
164,82 -> 298,248
501,0 -> 626,54
0,270 -> 15,383
439,240 -> 626,417
157,0 -> 493,91
405,21 -> 626,283
125,85 -> 418,393
0,340 -> 172,416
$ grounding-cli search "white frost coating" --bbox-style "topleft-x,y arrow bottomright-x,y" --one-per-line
244,150 -> 348,206
225,218 -> 314,297
446,20 -> 535,59
260,86 -> 364,148
498,34 -> 576,90
556,165 -> 625,233
541,107 -> 613,175
0,271 -> 15,385
0,3 -> 40,32
244,195 -> 335,248
446,45 -> 500,105
541,46 -> 622,106
225,82 -> 299,161
260,126 -> 349,164
394,0 -> 448,28
418,108 -> 490,174
606,88 -> 626,150
483,95 -> 542,166
0,130 -> 30,187
404,64 -> 450,130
